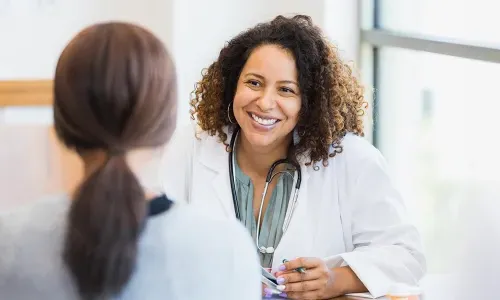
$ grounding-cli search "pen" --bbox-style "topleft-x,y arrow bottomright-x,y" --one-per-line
283,259 -> 306,273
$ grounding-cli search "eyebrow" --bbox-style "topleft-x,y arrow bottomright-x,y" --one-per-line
244,72 -> 298,86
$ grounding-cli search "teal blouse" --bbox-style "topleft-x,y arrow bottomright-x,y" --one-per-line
234,159 -> 293,268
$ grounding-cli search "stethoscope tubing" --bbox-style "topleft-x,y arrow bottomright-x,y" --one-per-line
228,127 -> 302,253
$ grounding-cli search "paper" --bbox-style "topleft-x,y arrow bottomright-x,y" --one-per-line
261,267 -> 281,294
346,292 -> 384,299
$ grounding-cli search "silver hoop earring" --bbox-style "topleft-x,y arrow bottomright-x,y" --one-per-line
293,129 -> 300,145
227,103 -> 236,124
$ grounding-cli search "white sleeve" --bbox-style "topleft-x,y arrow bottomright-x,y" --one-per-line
325,147 -> 426,298
159,123 -> 196,205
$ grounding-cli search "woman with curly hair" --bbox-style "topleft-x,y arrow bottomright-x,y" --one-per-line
162,15 -> 425,299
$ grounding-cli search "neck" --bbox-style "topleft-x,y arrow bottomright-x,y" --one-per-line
236,132 -> 291,178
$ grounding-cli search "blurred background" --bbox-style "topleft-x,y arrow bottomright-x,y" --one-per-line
1,0 -> 499,281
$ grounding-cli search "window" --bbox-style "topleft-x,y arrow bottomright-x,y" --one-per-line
379,0 -> 500,45
361,0 -> 500,273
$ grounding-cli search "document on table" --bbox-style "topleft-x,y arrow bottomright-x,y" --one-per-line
261,267 -> 280,293
346,292 -> 385,299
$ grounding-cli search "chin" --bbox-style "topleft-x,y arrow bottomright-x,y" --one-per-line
241,128 -> 277,148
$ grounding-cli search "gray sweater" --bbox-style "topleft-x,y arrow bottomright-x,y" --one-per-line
0,195 -> 260,300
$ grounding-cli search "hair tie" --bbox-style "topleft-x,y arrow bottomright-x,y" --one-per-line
108,149 -> 126,156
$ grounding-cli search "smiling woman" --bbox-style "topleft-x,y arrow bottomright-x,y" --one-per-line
191,16 -> 365,167
162,14 -> 425,300
233,44 -> 301,152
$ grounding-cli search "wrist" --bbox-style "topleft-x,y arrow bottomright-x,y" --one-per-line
331,266 -> 367,296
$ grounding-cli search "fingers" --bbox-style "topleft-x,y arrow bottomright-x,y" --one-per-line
275,257 -> 321,279
276,268 -> 316,284
282,279 -> 323,293
261,283 -> 267,296
281,257 -> 320,272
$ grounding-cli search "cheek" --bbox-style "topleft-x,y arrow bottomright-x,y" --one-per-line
233,86 -> 254,109
279,98 -> 301,122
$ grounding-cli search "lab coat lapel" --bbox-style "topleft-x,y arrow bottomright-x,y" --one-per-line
198,131 -> 236,219
211,167 -> 236,218
273,163 -> 312,269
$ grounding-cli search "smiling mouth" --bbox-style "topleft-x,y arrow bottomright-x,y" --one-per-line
249,112 -> 280,126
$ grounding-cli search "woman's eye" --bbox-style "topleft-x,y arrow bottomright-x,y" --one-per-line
246,80 -> 261,87
280,87 -> 295,94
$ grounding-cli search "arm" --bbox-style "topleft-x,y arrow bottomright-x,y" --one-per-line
326,146 -> 426,297
276,260 -> 367,299
331,266 -> 367,295
271,138 -> 425,299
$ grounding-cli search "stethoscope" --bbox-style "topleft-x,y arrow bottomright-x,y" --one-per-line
228,127 -> 302,254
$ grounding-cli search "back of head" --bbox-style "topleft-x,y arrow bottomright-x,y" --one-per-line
53,22 -> 176,299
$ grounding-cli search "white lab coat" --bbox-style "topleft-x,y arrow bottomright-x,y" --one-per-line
160,123 -> 426,298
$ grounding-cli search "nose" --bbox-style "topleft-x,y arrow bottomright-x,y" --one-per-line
255,88 -> 276,112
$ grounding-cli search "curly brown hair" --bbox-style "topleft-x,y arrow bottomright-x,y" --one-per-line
190,15 -> 366,167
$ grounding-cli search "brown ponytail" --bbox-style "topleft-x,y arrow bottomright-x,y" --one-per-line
53,22 -> 177,299
64,155 -> 144,298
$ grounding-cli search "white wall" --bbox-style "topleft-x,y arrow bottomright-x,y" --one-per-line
172,0 -> 359,125
0,0 -> 359,125
324,0 -> 359,63
172,0 -> 331,124
0,0 -> 174,124
0,0 -> 173,79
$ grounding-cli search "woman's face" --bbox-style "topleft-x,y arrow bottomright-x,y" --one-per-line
232,44 -> 301,150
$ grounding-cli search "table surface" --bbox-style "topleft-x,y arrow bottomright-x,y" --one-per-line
261,296 -> 367,300
261,296 -> 381,300
261,295 -> 380,300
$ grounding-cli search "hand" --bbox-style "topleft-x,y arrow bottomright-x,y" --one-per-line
262,283 -> 287,298
274,257 -> 338,299
262,283 -> 268,297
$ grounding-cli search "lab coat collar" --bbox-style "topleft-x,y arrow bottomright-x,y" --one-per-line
198,126 -> 311,222
198,126 -> 237,218
197,126 -> 232,172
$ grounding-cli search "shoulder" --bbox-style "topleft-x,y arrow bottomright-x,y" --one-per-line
134,205 -> 260,298
158,204 -> 255,252
337,133 -> 382,161
327,133 -> 386,170
0,193 -> 69,244
150,204 -> 259,272
141,205 -> 260,295
164,121 -> 198,150
0,194 -> 69,234
311,133 -> 388,182
163,122 -> 228,152
167,205 -> 260,279
0,195 -> 70,292
165,123 -> 232,165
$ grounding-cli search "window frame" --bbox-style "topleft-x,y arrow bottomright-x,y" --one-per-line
359,0 -> 500,147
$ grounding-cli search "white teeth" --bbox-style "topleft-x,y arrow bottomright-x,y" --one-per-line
251,113 -> 278,125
